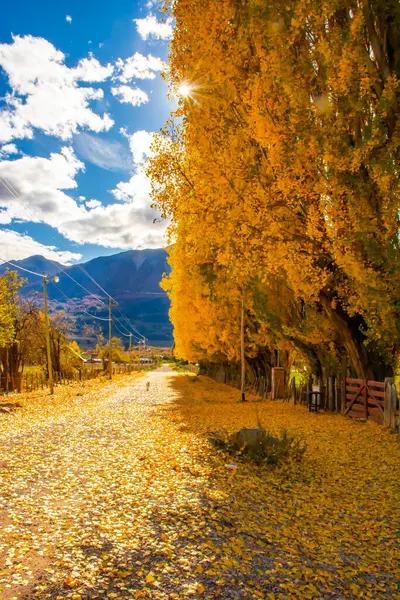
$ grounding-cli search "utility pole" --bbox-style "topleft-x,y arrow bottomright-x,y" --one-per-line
129,333 -> 132,353
108,298 -> 118,380
241,296 -> 246,402
43,274 -> 54,395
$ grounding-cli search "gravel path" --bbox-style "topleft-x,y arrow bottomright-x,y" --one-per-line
1,368 -> 399,600
0,369 -> 188,600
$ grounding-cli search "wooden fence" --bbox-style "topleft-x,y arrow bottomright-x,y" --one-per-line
284,375 -> 399,431
344,377 -> 398,429
0,362 -> 159,395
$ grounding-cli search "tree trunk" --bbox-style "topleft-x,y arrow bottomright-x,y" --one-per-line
319,292 -> 392,380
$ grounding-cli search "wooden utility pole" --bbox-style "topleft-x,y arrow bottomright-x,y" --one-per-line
129,333 -> 132,353
241,297 -> 246,402
108,298 -> 118,380
43,274 -> 54,395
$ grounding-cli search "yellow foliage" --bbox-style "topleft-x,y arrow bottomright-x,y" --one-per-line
0,371 -> 398,598
149,0 -> 400,379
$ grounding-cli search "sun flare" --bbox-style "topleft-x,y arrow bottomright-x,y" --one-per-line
178,83 -> 191,97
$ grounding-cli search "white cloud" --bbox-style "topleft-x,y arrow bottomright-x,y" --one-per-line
0,144 -> 167,250
66,15 -> 72,23
126,130 -> 155,165
85,199 -> 101,209
0,143 -> 19,157
115,52 -> 164,81
134,15 -> 173,40
111,86 -> 149,106
61,201 -> 167,248
0,35 -> 114,143
74,132 -> 131,171
0,229 -> 81,264
0,208 -> 11,224
0,146 -> 86,226
74,55 -> 114,82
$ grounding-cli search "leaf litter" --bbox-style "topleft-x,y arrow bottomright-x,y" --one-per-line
0,371 -> 399,599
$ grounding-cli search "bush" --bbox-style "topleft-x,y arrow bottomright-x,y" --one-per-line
208,427 -> 307,466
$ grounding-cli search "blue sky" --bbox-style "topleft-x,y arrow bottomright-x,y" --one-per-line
0,0 -> 174,264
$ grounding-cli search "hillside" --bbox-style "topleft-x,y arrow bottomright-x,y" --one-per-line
0,249 -> 172,346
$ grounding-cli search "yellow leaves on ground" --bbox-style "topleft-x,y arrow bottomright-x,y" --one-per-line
0,369 -> 399,599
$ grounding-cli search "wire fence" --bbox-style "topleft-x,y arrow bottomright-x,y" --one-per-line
0,362 -> 159,395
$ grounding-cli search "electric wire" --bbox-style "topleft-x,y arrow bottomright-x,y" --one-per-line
73,263 -> 147,341
113,321 -> 135,339
0,177 -> 154,340
0,175 -> 42,225
0,257 -> 45,278
113,315 -> 143,342
49,262 -> 108,308
0,176 -> 108,309
49,281 -> 111,321
75,263 -> 116,301
116,306 -> 145,338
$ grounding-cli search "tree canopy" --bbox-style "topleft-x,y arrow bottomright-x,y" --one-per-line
150,0 -> 400,379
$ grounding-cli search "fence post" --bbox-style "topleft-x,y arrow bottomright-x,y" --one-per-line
333,377 -> 338,412
363,379 -> 368,420
390,383 -> 397,432
341,376 -> 346,414
384,378 -> 397,431
327,377 -> 334,412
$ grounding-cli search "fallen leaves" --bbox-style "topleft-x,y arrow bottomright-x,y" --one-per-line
0,371 -> 399,599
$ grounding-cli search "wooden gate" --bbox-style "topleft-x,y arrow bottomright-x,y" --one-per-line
344,378 -> 385,424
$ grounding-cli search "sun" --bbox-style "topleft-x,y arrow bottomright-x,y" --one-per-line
178,83 -> 192,98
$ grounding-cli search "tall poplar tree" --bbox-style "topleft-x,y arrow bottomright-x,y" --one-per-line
150,0 -> 400,379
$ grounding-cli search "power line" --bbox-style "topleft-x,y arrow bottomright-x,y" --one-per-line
118,308 -> 145,339
75,263 -> 116,302
0,176 -> 153,339
0,257 -> 45,278
49,280 -> 111,322
0,175 -> 41,225
49,262 -> 108,308
113,321 -> 134,339
113,314 -> 143,342
0,176 -> 108,309
115,307 -> 145,340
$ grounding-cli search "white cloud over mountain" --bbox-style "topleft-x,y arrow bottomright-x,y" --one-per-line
134,15 -> 173,40
0,35 -> 114,143
0,229 -> 82,264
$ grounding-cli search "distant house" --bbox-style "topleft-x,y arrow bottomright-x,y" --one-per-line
84,358 -> 103,364
140,357 -> 153,364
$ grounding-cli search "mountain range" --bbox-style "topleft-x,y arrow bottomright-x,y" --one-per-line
0,249 -> 172,347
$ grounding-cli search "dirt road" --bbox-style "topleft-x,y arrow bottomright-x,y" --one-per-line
0,369 -> 399,599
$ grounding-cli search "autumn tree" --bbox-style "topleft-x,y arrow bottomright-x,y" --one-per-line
150,0 -> 400,380
97,337 -> 124,370
0,271 -> 42,391
0,271 -> 82,389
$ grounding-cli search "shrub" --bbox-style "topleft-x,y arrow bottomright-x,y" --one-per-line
208,427 -> 307,466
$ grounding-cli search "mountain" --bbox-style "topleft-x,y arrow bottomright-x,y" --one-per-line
1,249 -> 172,347
0,255 -> 62,285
